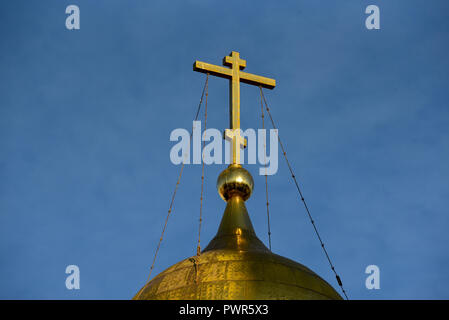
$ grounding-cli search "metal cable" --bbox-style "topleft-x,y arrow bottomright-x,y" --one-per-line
144,75 -> 209,284
197,74 -> 209,256
259,87 -> 349,300
260,89 -> 272,251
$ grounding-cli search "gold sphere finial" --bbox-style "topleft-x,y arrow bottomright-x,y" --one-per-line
217,165 -> 254,201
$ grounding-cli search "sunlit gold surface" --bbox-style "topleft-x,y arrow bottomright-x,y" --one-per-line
133,248 -> 342,300
204,195 -> 266,253
217,165 -> 254,201
194,51 -> 275,165
193,60 -> 276,89
134,195 -> 341,299
134,168 -> 342,300
134,52 -> 342,300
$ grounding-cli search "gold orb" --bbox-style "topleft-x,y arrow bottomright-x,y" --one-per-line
217,164 -> 254,201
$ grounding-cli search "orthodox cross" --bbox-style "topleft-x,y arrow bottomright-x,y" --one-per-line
194,51 -> 276,164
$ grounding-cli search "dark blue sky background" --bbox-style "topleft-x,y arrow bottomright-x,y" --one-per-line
1,1 -> 448,299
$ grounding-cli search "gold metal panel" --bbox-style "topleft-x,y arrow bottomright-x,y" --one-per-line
200,282 -> 225,300
198,261 -> 227,282
263,262 -> 296,285
225,260 -> 264,281
157,267 -> 190,292
222,280 -> 247,300
134,248 -> 342,300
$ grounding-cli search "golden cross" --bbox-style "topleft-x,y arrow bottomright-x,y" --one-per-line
194,51 -> 276,164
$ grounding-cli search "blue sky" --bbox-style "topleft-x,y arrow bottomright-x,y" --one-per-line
0,0 -> 448,299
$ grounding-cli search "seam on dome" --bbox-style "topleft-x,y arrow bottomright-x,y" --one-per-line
148,278 -> 337,300
151,257 -> 319,281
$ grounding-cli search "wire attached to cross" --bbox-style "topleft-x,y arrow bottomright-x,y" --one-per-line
259,86 -> 349,300
142,74 -> 209,287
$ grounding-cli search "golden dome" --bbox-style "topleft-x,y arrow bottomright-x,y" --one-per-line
134,165 -> 342,300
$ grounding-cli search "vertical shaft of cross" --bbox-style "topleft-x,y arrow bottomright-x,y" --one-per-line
227,52 -> 242,131
193,51 -> 276,165
225,52 -> 246,165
